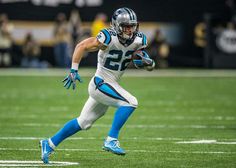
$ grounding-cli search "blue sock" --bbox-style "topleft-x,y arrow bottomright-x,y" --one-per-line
50,118 -> 81,147
108,106 -> 135,139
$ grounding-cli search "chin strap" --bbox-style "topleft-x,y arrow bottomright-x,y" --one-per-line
122,33 -> 133,40
118,33 -> 136,46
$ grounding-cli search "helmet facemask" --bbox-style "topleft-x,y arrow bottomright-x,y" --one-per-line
118,23 -> 138,40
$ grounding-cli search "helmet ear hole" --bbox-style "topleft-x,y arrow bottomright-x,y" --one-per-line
118,25 -> 123,32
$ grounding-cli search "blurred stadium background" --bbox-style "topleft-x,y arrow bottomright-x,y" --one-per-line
0,0 -> 236,68
0,0 -> 236,167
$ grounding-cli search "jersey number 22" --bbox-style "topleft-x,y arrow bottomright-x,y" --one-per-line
104,50 -> 133,71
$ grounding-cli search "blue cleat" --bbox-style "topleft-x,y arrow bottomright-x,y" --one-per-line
103,139 -> 126,155
39,139 -> 54,164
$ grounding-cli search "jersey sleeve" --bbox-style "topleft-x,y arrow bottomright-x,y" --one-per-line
136,32 -> 148,50
96,29 -> 112,46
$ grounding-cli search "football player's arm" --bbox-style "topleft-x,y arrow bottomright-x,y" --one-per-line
134,33 -> 155,71
63,37 -> 106,90
72,37 -> 106,65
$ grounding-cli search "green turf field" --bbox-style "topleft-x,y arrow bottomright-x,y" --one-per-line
0,69 -> 236,167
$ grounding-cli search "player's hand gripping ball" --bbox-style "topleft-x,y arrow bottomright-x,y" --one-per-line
132,50 -> 155,71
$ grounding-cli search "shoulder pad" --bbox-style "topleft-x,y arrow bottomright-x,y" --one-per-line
142,33 -> 148,47
136,32 -> 148,49
107,27 -> 117,36
96,29 -> 112,46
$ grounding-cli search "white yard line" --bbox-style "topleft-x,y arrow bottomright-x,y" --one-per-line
15,123 -> 236,129
1,114 -> 236,121
0,136 -> 236,142
0,160 -> 79,167
137,116 -> 236,121
0,68 -> 236,77
176,140 -> 236,144
0,148 -> 235,154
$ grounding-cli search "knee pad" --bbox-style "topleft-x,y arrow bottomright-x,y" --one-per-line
129,96 -> 138,108
77,118 -> 93,130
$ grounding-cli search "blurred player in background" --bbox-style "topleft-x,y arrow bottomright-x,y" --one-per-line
148,28 -> 170,68
21,32 -> 49,68
53,13 -> 71,67
0,13 -> 14,67
69,9 -> 83,49
91,13 -> 108,37
40,7 -> 155,164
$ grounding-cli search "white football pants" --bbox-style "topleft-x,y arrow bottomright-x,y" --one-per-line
77,76 -> 138,130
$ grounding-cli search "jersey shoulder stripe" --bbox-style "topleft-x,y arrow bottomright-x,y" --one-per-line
142,33 -> 147,46
135,32 -> 148,50
101,29 -> 112,45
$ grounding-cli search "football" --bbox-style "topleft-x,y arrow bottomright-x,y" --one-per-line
132,50 -> 155,71
132,50 -> 144,69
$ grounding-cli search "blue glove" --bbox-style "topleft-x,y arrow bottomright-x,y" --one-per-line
62,69 -> 82,90
133,50 -> 155,69
136,50 -> 154,65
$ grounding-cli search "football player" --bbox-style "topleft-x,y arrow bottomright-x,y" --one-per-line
40,7 -> 155,164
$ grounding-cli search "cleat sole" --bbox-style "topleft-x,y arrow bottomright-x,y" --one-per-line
102,146 -> 126,156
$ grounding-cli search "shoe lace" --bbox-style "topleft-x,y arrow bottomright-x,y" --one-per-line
113,140 -> 121,148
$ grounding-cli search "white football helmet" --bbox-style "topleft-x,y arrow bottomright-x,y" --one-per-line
111,7 -> 138,40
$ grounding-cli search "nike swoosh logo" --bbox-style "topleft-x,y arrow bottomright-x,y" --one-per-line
43,142 -> 47,155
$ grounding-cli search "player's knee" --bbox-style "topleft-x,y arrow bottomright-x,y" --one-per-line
80,121 -> 92,130
129,96 -> 138,108
77,118 -> 93,130
82,123 -> 92,130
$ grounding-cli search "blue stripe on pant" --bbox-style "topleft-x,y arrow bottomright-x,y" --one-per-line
94,77 -> 129,103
